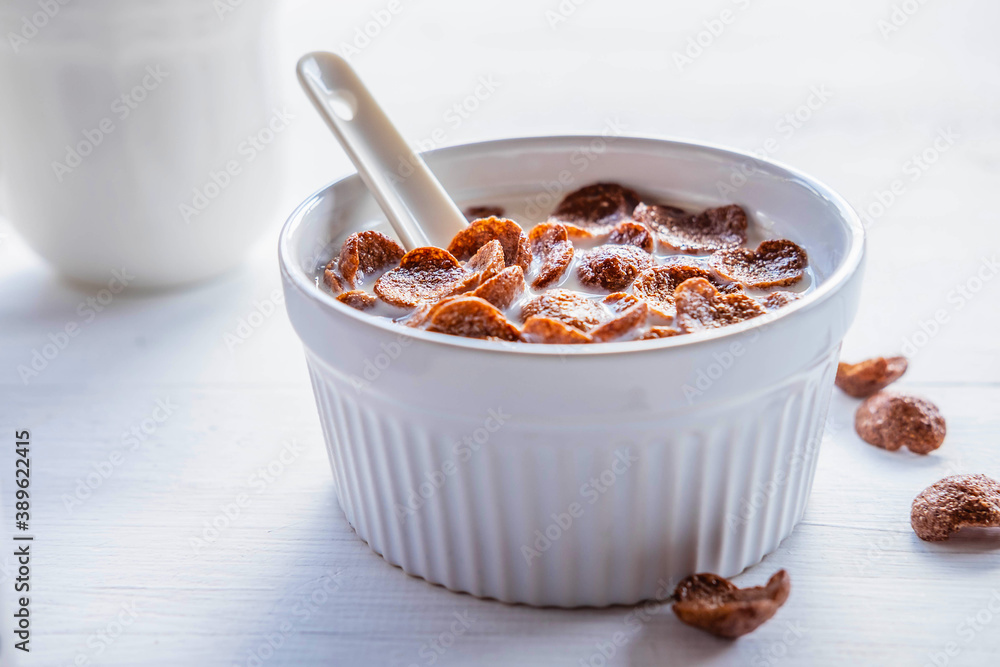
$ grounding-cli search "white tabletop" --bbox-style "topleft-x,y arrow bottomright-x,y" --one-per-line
2,1 -> 999,665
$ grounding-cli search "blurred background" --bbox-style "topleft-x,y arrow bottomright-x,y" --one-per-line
4,0 -> 997,382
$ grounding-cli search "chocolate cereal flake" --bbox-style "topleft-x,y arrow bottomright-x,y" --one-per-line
336,290 -> 377,311
324,230 -> 405,292
717,282 -> 747,295
521,316 -> 593,344
577,245 -> 655,292
528,222 -> 574,289
550,182 -> 641,235
447,216 -> 531,271
427,296 -> 520,341
323,268 -> 347,294
521,290 -> 607,332
337,231 -> 405,287
472,265 -> 526,310
643,326 -> 684,339
602,292 -> 641,315
465,239 -> 506,285
631,265 -> 715,319
911,474 -> 1000,542
404,295 -> 466,329
607,220 -> 654,254
673,570 -> 791,639
402,301 -> 434,328
709,239 -> 808,288
855,392 -> 946,454
759,291 -> 802,311
635,203 -> 747,254
590,301 -> 649,343
674,278 -> 766,332
836,356 -> 908,398
374,247 -> 472,308
464,205 -> 505,221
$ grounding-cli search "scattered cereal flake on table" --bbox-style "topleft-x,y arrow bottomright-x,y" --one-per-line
336,290 -> 377,311
835,356 -> 908,398
674,277 -> 766,332
854,391 -> 945,454
673,570 -> 791,639
577,244 -> 656,291
709,239 -> 808,288
521,289 -> 607,332
549,182 -> 641,236
521,316 -> 594,344
447,216 -> 531,271
374,247 -> 472,308
472,265 -> 526,310
590,301 -> 649,342
464,205 -> 505,220
911,474 -> 1000,542
635,203 -> 747,254
631,264 -> 715,319
528,222 -> 574,289
427,296 -> 521,341
607,220 -> 654,253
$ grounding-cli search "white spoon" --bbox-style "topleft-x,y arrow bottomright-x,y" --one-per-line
297,52 -> 469,251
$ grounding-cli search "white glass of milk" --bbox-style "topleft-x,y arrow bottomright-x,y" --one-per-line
0,0 -> 284,288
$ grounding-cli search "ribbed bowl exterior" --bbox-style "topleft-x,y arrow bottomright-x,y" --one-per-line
279,136 -> 866,608
304,346 -> 838,607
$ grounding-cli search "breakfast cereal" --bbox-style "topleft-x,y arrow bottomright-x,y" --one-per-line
320,182 -> 813,344
672,570 -> 791,639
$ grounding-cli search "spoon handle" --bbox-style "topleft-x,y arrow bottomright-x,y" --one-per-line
297,52 -> 468,251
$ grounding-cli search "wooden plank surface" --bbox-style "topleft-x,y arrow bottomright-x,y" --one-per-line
2,0 -> 999,665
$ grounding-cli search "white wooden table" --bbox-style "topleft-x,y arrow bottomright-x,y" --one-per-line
3,1 -> 999,665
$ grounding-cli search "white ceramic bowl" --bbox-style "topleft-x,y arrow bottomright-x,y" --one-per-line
279,136 -> 865,607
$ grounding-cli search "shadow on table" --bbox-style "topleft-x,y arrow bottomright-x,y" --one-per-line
231,492 -> 745,666
911,528 -> 1000,557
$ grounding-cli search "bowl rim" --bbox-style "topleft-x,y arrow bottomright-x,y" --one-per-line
278,134 -> 865,357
